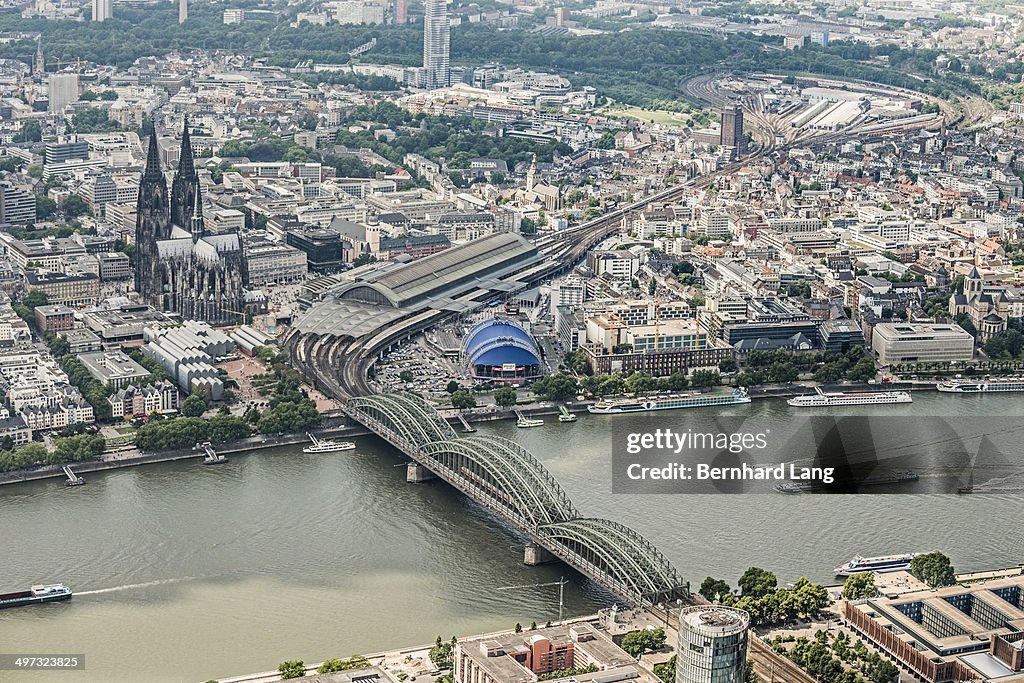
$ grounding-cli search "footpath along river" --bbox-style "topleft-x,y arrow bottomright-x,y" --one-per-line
1,392 -> 1022,682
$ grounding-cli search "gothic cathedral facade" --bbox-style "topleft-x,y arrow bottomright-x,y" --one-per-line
135,124 -> 248,326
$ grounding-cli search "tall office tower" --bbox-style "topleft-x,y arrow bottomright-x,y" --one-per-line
422,0 -> 450,89
91,0 -> 111,21
48,73 -> 79,113
676,606 -> 750,683
394,0 -> 407,24
720,104 -> 746,158
179,0 -> 187,23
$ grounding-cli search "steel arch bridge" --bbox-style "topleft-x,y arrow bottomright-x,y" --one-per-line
344,392 -> 690,606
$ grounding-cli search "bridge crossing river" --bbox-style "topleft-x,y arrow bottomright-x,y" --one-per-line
344,392 -> 690,607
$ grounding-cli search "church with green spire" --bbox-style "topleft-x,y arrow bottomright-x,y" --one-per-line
134,122 -> 248,326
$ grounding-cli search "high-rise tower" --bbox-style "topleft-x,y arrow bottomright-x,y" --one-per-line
48,73 -> 79,113
422,0 -> 450,89
179,0 -> 187,24
676,606 -> 749,683
720,104 -> 746,158
91,0 -> 111,21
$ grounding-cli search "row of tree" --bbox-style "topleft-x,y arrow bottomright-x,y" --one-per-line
531,368 -> 725,403
773,628 -> 899,683
133,415 -> 251,452
699,567 -> 830,626
0,433 -> 105,474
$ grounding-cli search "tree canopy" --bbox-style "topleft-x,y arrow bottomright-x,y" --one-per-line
909,552 -> 956,588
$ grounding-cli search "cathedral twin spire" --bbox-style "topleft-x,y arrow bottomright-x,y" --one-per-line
135,118 -> 247,326
137,118 -> 204,238
136,119 -> 204,298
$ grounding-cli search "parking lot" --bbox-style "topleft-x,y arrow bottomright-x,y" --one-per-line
372,333 -> 473,398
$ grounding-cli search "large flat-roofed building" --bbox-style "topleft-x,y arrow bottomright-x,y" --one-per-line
335,232 -> 540,309
285,228 -> 346,274
44,137 -> 89,166
587,250 -> 641,280
25,271 -> 100,308
61,329 -> 102,354
819,319 -> 867,353
872,323 -> 974,366
245,243 -> 308,286
78,350 -> 149,389
454,622 -> 643,683
378,234 -> 450,261
583,315 -> 734,376
82,304 -> 176,346
844,574 -> 1024,683
97,252 -> 130,281
0,182 -> 37,226
34,304 -> 75,333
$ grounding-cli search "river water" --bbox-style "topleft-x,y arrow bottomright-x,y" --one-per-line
1,393 -> 1022,682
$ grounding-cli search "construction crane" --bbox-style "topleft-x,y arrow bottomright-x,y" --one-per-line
221,308 -> 251,325
495,576 -> 569,625
45,56 -> 81,73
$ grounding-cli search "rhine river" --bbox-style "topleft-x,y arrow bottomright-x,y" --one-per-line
2,393 -> 1023,682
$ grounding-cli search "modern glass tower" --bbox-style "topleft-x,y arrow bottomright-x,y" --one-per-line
422,0 -> 450,89
676,606 -> 750,683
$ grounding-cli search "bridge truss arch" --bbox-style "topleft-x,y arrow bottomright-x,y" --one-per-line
420,436 -> 579,528
539,517 -> 686,605
348,393 -> 457,445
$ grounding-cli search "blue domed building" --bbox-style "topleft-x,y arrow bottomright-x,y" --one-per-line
463,318 -> 543,382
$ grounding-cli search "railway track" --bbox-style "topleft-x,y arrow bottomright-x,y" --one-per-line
748,636 -> 816,683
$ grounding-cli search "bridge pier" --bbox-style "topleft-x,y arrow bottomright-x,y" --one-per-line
406,462 -> 437,483
524,543 -> 556,566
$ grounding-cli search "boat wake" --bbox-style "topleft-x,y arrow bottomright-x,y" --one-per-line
75,577 -> 197,596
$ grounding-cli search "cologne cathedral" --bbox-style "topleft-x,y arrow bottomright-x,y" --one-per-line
135,124 -> 248,326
